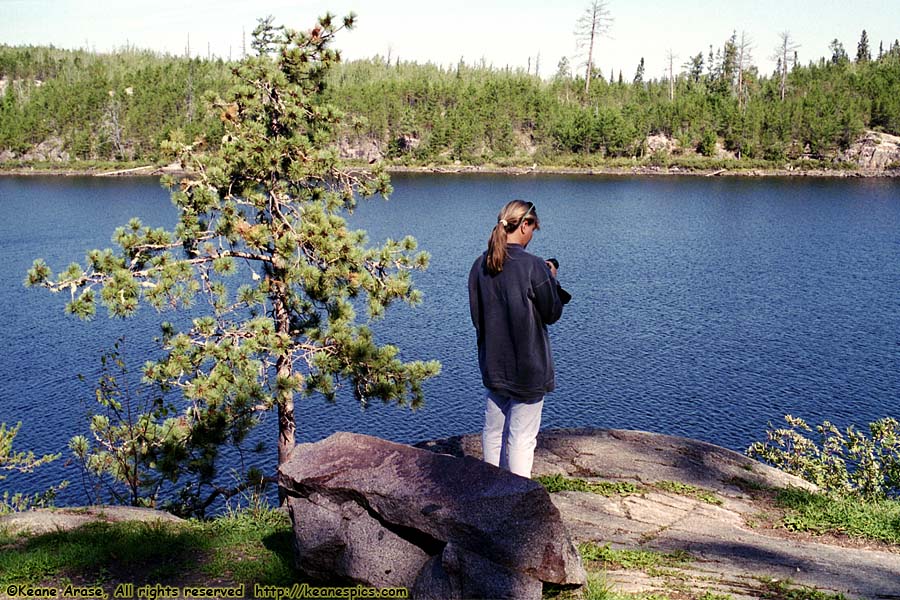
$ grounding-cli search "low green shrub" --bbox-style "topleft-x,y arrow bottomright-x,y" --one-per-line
747,415 -> 900,500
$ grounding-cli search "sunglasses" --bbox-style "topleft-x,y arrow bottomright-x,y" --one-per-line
521,203 -> 538,228
521,203 -> 534,222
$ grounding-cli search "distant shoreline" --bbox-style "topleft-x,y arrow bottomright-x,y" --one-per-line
385,164 -> 900,179
2,162 -> 898,179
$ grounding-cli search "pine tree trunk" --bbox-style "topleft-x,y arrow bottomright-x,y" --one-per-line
276,357 -> 295,466
271,280 -> 296,502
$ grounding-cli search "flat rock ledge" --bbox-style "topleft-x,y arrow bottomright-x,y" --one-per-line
0,505 -> 184,536
417,428 -> 900,600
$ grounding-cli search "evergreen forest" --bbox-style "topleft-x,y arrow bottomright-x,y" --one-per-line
1,29 -> 899,170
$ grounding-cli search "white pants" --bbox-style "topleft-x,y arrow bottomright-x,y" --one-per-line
481,389 -> 544,478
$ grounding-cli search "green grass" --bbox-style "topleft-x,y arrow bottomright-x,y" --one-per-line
198,507 -> 296,585
0,526 -> 16,547
0,506 -> 298,588
537,474 -> 724,507
725,476 -> 770,493
653,481 -> 723,506
545,574 -> 675,600
756,576 -> 850,600
536,474 -> 642,497
578,542 -> 691,571
774,488 -> 900,544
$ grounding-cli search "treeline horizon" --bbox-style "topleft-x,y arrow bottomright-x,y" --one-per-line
1,28 -> 899,168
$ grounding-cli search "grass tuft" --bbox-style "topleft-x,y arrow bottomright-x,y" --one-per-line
756,576 -> 850,599
536,474 -> 642,497
198,506 -> 296,585
774,488 -> 900,544
653,481 -> 723,505
578,542 -> 691,571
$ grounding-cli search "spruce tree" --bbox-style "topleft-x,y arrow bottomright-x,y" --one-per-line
26,14 -> 440,503
857,29 -> 871,63
633,57 -> 645,85
829,39 -> 849,65
686,53 -> 704,83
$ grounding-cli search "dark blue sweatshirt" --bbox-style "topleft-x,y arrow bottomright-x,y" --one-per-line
468,244 -> 564,401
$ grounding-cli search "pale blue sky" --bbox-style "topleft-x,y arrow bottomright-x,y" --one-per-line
1,0 -> 897,78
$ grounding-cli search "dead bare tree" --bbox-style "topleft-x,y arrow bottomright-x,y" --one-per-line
666,49 -> 678,101
773,31 -> 800,101
736,31 -> 754,110
102,90 -> 126,159
575,0 -> 613,95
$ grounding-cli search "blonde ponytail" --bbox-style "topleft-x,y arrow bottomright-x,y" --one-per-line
485,200 -> 538,275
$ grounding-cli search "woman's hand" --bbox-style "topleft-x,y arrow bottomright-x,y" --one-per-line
545,260 -> 558,278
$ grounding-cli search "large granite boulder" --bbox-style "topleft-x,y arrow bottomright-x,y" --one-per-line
278,432 -> 585,599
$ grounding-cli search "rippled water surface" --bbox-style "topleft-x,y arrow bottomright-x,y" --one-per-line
2,173 -> 898,505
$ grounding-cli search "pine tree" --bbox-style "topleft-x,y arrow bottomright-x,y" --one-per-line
1,422 -> 59,478
684,53 -> 704,83
633,57 -> 645,85
829,39 -> 849,65
710,32 -> 738,97
857,29 -> 871,63
26,14 -> 440,507
555,56 -> 571,80
1,421 -> 63,512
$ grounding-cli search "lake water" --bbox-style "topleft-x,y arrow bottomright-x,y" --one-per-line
1,173 -> 898,507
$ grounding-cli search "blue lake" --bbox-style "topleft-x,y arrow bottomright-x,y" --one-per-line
1,173 -> 898,507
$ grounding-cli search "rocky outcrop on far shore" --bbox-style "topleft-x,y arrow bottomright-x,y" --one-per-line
839,130 -> 900,171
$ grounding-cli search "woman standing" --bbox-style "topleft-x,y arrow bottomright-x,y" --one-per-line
467,200 -> 565,478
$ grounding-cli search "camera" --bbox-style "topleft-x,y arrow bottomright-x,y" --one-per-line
545,257 -> 571,304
